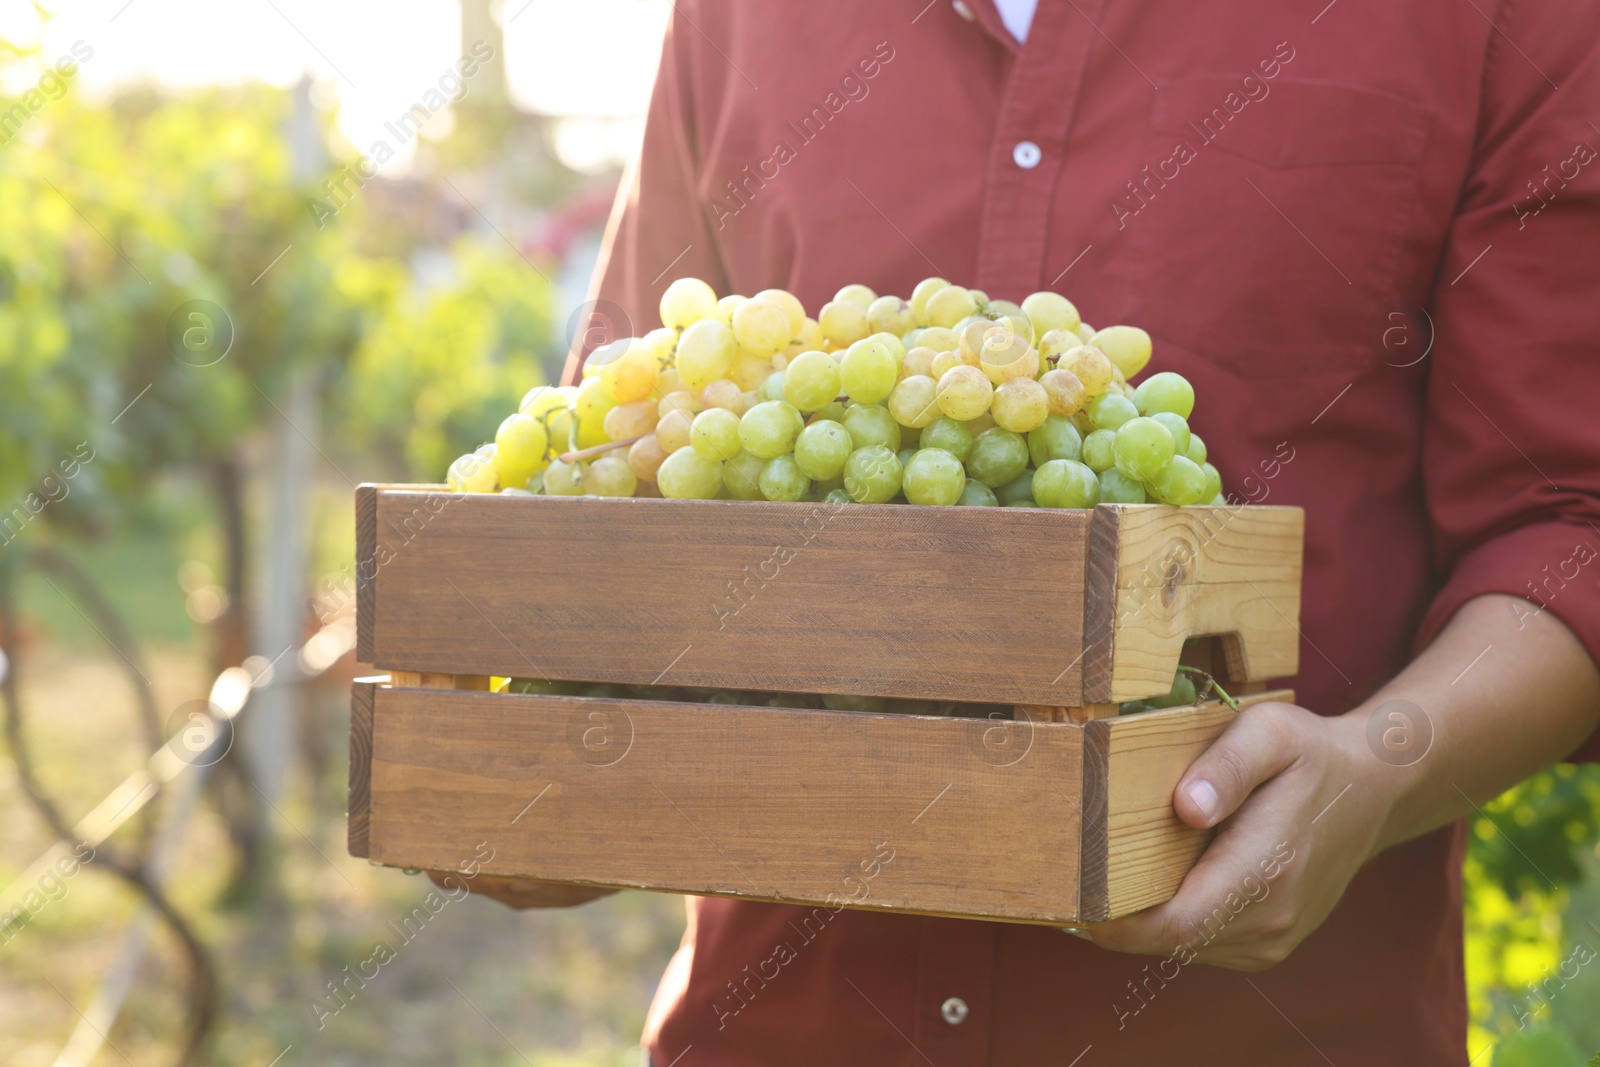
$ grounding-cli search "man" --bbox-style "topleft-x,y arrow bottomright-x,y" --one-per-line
484,2 -> 1600,1062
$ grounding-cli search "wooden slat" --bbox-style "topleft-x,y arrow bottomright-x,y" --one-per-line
355,484 -> 377,664
366,687 -> 1089,924
1083,505 -> 1303,704
364,490 -> 1096,706
347,681 -> 374,858
1098,689 -> 1294,919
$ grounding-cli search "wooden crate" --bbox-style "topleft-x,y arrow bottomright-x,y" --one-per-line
349,487 -> 1303,924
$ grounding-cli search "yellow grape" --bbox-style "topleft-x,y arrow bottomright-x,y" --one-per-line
818,300 -> 871,347
925,285 -> 978,329
754,288 -> 806,336
1039,368 -> 1089,417
1076,321 -> 1097,344
957,319 -> 993,365
991,312 -> 1034,345
448,450 -> 498,493
888,374 -> 941,428
702,378 -> 743,411
979,331 -> 1040,384
730,351 -> 774,391
738,390 -> 760,415
962,411 -> 998,437
676,319 -> 737,388
599,341 -> 660,403
867,295 -> 916,335
690,407 -> 744,461
833,283 -> 877,310
715,294 -> 745,323
991,377 -> 1049,433
1058,345 -> 1115,396
641,327 -> 679,365
916,326 -> 959,355
1021,291 -> 1081,338
587,454 -> 638,497
628,434 -> 669,481
655,366 -> 683,397
901,346 -> 936,379
930,351 -> 963,379
656,408 -> 694,453
1036,328 -> 1080,361
658,390 -> 701,420
1090,325 -> 1153,378
732,297 -> 792,357
936,365 -> 994,420
788,316 -> 825,357
661,277 -> 718,329
910,277 -> 949,326
603,400 -> 659,441
869,331 -> 906,367
656,447 -> 723,499
494,412 -> 549,484
519,385 -> 566,421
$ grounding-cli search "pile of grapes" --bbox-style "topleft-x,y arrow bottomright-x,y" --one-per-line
446,277 -> 1222,509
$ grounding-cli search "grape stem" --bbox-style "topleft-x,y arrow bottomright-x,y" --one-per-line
1176,665 -> 1239,711
557,434 -> 646,465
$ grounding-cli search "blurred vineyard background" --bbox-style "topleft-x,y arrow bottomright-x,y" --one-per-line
0,1 -> 1597,1064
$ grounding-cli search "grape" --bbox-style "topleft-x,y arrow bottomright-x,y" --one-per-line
1057,345 -> 1115,396
494,412 -> 549,485
843,445 -> 903,503
754,288 -> 806,336
544,457 -> 587,496
887,374 -> 940,428
656,367 -> 684,395
823,487 -> 854,505
822,694 -> 886,712
1149,455 -> 1207,505
1087,392 -> 1139,431
758,371 -> 787,402
921,416 -> 974,461
628,434 -> 669,482
841,403 -> 902,451
602,401 -> 659,442
1003,500 -> 1037,507
759,455 -> 811,501
811,399 -> 848,423
658,390 -> 700,420
1098,467 -> 1147,503
930,350 -> 963,379
656,447 -> 724,499
990,312 -> 1034,346
925,286 -> 978,328
979,331 -> 1039,385
599,341 -> 660,403
1077,321 -> 1096,343
1186,432 -> 1208,466
834,283 -> 878,310
794,420 -> 853,479
660,277 -> 718,329
791,316 -> 825,355
965,427 -> 1029,487
1033,459 -> 1101,508
936,365 -> 994,420
896,447 -> 919,472
819,300 -> 871,347
903,448 -> 966,505
1021,291 -> 1081,337
1133,371 -> 1195,418
690,407 -> 743,461
991,377 -> 1049,433
1201,461 -> 1223,501
962,411 -> 997,437
867,295 -> 916,335
641,327 -> 679,364
995,470 -> 1035,505
676,319 -> 737,388
783,350 -> 842,412
722,449 -> 768,500
1039,369 -> 1088,417
732,352 -> 776,391
739,400 -> 804,459
738,390 -> 760,415
1147,672 -> 1198,709
448,451 -> 499,493
1113,417 -> 1176,482
701,378 -> 743,412
910,276 -> 949,325
957,481 -> 997,506
1036,328 -> 1080,361
733,297 -> 792,357
916,326 -> 959,355
1090,325 -> 1153,378
956,320 -> 992,365
587,454 -> 639,497
1081,428 -> 1116,472
715,294 -> 745,323
901,346 -> 936,380
840,337 -> 898,404
1028,415 -> 1082,466
869,331 -> 906,366
1150,412 -> 1191,457
656,409 -> 694,453
571,378 -> 616,449
519,385 -> 567,420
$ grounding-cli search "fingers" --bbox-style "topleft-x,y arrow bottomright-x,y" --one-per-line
1174,701 -> 1306,829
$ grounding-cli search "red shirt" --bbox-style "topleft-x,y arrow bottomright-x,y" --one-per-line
567,1 -> 1600,1062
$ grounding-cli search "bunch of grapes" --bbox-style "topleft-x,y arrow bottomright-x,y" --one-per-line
446,277 -> 1223,509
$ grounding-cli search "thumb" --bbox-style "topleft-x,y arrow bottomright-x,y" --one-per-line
1174,702 -> 1303,829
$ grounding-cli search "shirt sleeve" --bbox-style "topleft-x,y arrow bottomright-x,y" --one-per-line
561,0 -> 732,386
1414,0 -> 1600,760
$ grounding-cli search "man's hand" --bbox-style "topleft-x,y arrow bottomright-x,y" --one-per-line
1084,700 -> 1388,970
429,871 -> 618,909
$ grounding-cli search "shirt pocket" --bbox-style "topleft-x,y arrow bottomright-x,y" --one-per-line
1123,78 -> 1433,378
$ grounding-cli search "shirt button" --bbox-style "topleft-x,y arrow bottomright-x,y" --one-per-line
941,997 -> 969,1025
952,0 -> 977,20
1013,140 -> 1042,169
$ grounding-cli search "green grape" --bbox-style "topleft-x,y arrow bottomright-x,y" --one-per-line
1149,455 -> 1208,505
822,693 -> 887,712
1032,460 -> 1101,508
995,470 -> 1035,506
1150,412 -> 1191,458
896,448 -> 919,471
991,377 -> 1049,433
964,428 -> 1029,487
1003,500 -> 1037,507
843,445 -> 904,503
1146,671 -> 1198,709
841,403 -> 902,451
656,447 -> 724,499
1027,415 -> 1083,466
544,458 -> 586,496
1113,417 -> 1176,482
1021,291 -> 1081,337
1132,371 -> 1196,418
587,454 -> 638,497
936,365 -> 994,420
494,412 -> 550,485
1087,392 -> 1139,431
921,416 -> 974,461
840,337 -> 898,404
887,374 -> 940,428
675,319 -> 737,388
759,455 -> 811,501
447,451 -> 498,493
903,448 -> 966,505
812,399 -> 848,423
1098,467 -> 1147,503
723,450 -> 768,500
794,420 -> 853,480
957,481 -> 998,506
783,350 -> 842,412
1081,429 -> 1117,472
1186,432 -> 1208,466
834,283 -> 878,310
732,297 -> 792,357
823,488 -> 854,505
1201,461 -> 1223,501
868,295 -> 916,335
1090,325 -> 1153,378
758,371 -> 787,403
690,407 -> 743,461
925,285 -> 978,329
910,276 -> 950,325
660,277 -> 718,329
739,400 -> 805,459
868,331 -> 907,366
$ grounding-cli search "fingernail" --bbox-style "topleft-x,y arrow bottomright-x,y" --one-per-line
1185,779 -> 1219,824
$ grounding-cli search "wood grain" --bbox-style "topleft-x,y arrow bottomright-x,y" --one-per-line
366,686 -> 1089,924
364,490 -> 1097,706
355,484 -> 377,664
347,681 -> 374,858
1084,504 -> 1303,704
1099,689 -> 1294,919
